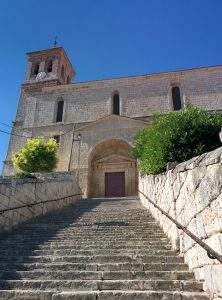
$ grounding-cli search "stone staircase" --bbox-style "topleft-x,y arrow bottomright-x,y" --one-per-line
0,198 -> 210,299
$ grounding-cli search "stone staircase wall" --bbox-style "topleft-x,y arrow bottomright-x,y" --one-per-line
0,171 -> 81,233
139,147 -> 222,298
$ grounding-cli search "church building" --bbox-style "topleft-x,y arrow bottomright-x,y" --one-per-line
3,47 -> 222,197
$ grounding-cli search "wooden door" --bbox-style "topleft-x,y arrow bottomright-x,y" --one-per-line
105,172 -> 125,197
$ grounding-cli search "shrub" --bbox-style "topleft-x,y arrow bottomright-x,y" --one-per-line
130,106 -> 222,175
12,138 -> 58,174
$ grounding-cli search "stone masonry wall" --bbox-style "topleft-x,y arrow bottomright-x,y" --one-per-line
0,171 -> 81,233
26,66 -> 222,128
3,66 -> 222,176
139,147 -> 222,298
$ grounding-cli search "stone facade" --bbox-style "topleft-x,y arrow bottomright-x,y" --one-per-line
139,147 -> 222,298
0,171 -> 81,233
3,46 -> 222,197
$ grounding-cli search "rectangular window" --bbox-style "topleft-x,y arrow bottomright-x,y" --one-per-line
172,87 -> 182,111
113,93 -> 120,115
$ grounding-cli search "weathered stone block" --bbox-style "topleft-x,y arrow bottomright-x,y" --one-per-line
139,147 -> 222,297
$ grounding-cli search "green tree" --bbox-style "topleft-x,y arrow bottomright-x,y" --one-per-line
130,106 -> 222,175
12,138 -> 58,174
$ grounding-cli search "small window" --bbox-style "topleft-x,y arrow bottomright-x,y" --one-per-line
172,86 -> 182,110
56,100 -> 64,122
53,135 -> 60,144
46,60 -> 53,73
67,76 -> 70,84
61,65 -> 65,79
33,63 -> 40,75
113,92 -> 120,115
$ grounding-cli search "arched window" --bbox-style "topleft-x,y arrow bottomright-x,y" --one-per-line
46,60 -> 53,73
61,65 -> 65,79
172,86 -> 182,110
66,76 -> 70,84
56,100 -> 64,122
113,92 -> 120,115
33,63 -> 40,76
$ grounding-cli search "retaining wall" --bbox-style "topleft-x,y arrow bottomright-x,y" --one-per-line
139,147 -> 222,298
0,171 -> 81,233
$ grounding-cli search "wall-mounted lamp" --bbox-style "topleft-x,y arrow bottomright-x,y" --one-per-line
74,133 -> 82,141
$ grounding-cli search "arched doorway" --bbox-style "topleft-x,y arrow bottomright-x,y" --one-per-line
87,139 -> 138,198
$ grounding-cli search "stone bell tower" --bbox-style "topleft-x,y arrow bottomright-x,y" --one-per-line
22,47 -> 75,89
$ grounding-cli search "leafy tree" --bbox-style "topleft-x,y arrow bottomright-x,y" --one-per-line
12,138 -> 58,174
130,106 -> 222,175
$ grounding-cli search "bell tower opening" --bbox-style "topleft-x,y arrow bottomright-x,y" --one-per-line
23,47 -> 75,88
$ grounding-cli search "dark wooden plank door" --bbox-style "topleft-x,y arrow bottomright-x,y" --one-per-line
105,172 -> 125,197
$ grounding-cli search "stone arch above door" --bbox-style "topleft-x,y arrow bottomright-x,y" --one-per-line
87,139 -> 138,198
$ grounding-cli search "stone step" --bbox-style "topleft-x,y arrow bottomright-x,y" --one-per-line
14,219 -> 158,223
12,222 -> 161,227
0,290 -> 210,300
0,241 -> 172,249
0,244 -> 172,252
19,231 -> 167,236
0,290 -> 53,300
7,225 -> 163,229
2,236 -> 169,243
0,270 -> 194,281
15,226 -> 164,231
36,244 -> 173,251
0,249 -> 178,257
27,219 -> 158,224
0,279 -> 204,292
2,235 -> 170,241
4,225 -> 162,230
0,243 -> 173,251
15,223 -> 160,228
1,239 -> 170,245
0,255 -> 184,264
0,262 -> 190,272
5,236 -> 177,243
14,222 -> 161,226
10,231 -> 166,237
53,290 -> 210,300
40,239 -> 171,245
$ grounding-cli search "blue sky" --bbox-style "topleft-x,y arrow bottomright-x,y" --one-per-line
0,0 -> 222,173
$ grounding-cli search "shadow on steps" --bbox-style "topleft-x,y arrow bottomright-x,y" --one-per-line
0,198 -> 103,288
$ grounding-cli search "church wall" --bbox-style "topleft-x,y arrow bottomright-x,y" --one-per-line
15,91 -> 27,123
23,96 -> 37,127
69,126 -> 143,197
3,65 -> 222,176
34,94 -> 57,126
27,67 -> 222,128
12,67 -> 222,133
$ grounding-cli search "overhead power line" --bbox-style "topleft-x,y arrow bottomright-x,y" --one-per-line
0,121 -> 14,128
0,129 -> 29,138
0,125 -> 75,139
